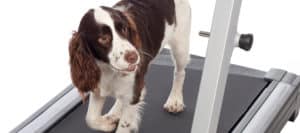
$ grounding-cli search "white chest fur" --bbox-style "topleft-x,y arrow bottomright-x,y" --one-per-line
97,61 -> 136,101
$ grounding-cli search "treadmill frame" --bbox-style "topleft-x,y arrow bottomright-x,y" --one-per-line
11,51 -> 300,133
11,0 -> 300,132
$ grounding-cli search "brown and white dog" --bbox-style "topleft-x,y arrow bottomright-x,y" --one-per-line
69,0 -> 191,132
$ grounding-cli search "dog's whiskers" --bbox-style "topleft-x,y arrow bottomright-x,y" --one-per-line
138,50 -> 154,59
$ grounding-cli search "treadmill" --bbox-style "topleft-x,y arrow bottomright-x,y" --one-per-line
11,0 -> 300,133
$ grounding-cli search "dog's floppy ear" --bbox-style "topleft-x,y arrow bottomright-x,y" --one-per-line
69,32 -> 101,101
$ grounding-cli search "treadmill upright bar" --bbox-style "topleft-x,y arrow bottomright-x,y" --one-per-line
191,0 -> 243,132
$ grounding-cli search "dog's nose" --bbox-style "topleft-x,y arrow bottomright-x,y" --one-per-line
124,51 -> 138,64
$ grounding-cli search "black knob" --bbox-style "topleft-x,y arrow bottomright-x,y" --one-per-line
239,34 -> 253,51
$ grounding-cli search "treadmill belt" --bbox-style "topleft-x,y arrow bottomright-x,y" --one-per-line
46,57 -> 268,133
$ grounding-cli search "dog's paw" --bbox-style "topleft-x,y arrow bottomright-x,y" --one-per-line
116,120 -> 138,133
100,122 -> 117,133
164,95 -> 185,113
86,117 -> 117,132
103,113 -> 120,123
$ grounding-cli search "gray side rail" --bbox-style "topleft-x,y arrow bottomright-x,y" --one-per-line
240,73 -> 300,133
266,76 -> 300,133
11,86 -> 81,133
10,85 -> 74,133
232,69 -> 287,133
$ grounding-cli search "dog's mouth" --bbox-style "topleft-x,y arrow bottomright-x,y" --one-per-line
125,64 -> 137,72
110,64 -> 138,73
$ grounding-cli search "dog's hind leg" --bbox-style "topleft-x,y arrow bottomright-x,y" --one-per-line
163,0 -> 191,113
163,37 -> 190,113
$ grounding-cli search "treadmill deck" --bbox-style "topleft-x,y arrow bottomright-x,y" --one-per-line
46,52 -> 269,133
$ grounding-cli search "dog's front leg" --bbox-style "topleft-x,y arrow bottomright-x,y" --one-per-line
85,90 -> 117,132
115,101 -> 144,133
115,89 -> 146,133
103,99 -> 123,123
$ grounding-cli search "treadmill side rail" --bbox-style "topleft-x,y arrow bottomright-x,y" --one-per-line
232,81 -> 278,133
264,68 -> 287,82
12,88 -> 81,133
233,69 -> 287,133
267,76 -> 300,132
295,77 -> 300,114
242,73 -> 300,133
10,85 -> 74,133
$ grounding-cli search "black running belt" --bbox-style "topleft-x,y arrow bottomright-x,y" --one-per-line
46,54 -> 268,133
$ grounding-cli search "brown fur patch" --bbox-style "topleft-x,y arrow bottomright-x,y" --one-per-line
123,12 -> 146,104
131,72 -> 145,104
69,32 -> 101,101
123,12 -> 142,49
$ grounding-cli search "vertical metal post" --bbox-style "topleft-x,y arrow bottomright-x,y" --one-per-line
191,0 -> 243,133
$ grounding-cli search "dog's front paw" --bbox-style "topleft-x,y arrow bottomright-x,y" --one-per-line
86,116 -> 117,132
164,94 -> 185,113
103,113 -> 120,123
116,120 -> 138,133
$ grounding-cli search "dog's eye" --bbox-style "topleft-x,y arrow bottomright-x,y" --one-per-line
98,34 -> 111,45
121,26 -> 128,34
116,22 -> 128,34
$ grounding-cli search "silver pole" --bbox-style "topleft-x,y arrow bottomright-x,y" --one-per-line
191,0 -> 243,132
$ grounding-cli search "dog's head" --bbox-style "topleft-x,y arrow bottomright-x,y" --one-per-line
69,7 -> 141,97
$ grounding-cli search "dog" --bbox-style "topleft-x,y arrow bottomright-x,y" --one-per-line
69,0 -> 191,132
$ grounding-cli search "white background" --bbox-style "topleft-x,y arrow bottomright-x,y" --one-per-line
0,0 -> 299,132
